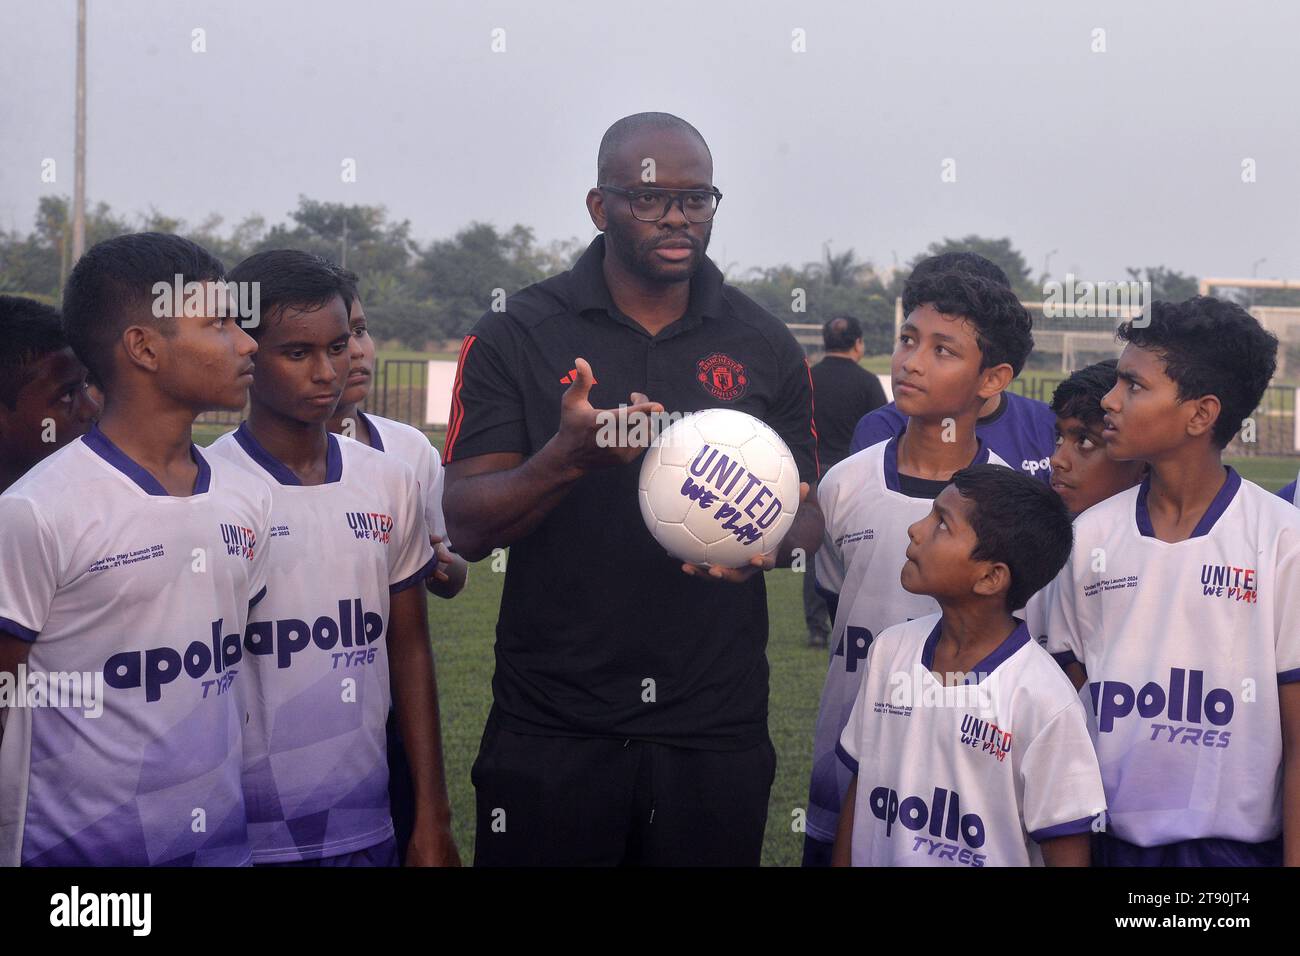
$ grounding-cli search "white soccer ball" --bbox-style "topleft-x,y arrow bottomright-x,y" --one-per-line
638,408 -> 800,568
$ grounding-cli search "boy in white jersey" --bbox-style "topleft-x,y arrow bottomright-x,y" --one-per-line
207,250 -> 459,867
1048,296 -> 1300,866
325,269 -> 467,855
832,465 -> 1105,866
805,269 -> 1031,865
325,269 -> 467,598
0,233 -> 268,865
1021,361 -> 1147,647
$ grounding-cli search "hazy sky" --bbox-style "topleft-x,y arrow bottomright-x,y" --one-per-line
3,0 -> 1299,285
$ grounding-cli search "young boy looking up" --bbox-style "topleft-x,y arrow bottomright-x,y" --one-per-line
849,252 -> 1057,484
207,250 -> 458,867
1048,296 -> 1300,866
804,270 -> 1030,865
0,295 -> 100,492
832,465 -> 1104,866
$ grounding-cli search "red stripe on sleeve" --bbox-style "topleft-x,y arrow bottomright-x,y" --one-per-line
442,334 -> 477,463
805,357 -> 821,480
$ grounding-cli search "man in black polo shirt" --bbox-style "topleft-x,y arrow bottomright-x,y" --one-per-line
442,112 -> 823,866
804,316 -> 887,647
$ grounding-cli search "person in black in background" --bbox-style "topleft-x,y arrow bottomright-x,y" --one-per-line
803,316 -> 886,647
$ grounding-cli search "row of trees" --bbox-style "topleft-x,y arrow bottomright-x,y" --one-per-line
3,194 -> 1287,352
0,195 -> 583,347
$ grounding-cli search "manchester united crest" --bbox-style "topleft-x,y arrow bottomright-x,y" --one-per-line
696,352 -> 749,401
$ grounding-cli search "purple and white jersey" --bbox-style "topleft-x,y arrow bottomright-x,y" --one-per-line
357,412 -> 449,542
805,433 -> 1007,843
850,393 -> 1056,484
0,426 -> 271,866
207,425 -> 434,863
1276,470 -> 1298,507
1021,580 -> 1093,718
1047,468 -> 1300,848
838,614 -> 1105,867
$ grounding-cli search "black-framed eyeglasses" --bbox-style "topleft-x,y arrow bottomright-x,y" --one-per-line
598,185 -> 723,223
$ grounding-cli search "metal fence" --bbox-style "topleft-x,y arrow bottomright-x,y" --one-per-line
1228,383 -> 1297,457
373,359 -> 437,435
1007,376 -> 1064,405
195,358 -> 440,436
195,406 -> 242,429
1008,378 -> 1297,457
199,356 -> 1297,458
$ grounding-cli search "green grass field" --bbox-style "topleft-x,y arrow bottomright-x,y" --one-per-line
424,560 -> 826,867
192,350 -> 1300,866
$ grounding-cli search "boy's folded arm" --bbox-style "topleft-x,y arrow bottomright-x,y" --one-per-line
1280,683 -> 1300,866
1039,833 -> 1090,867
1064,660 -> 1088,691
831,774 -> 857,866
1276,541 -> 1300,865
0,630 -> 33,679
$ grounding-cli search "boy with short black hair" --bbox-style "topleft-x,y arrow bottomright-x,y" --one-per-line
804,269 -> 1027,864
849,253 -> 1057,483
1047,359 -> 1148,518
0,233 -> 268,865
206,250 -> 458,867
0,295 -> 99,491
832,465 -> 1104,866
1048,296 -> 1300,866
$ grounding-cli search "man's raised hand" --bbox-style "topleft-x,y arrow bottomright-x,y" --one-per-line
554,357 -> 663,471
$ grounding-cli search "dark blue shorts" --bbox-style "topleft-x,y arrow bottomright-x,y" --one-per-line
802,834 -> 834,868
1096,832 -> 1282,867
255,836 -> 400,868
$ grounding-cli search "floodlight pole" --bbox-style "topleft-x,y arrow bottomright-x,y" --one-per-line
72,0 -> 87,261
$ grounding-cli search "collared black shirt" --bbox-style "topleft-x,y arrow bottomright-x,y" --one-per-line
444,235 -> 818,749
809,355 -> 887,471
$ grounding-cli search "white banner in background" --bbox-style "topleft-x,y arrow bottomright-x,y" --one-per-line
1294,388 -> 1300,453
425,360 -> 458,427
